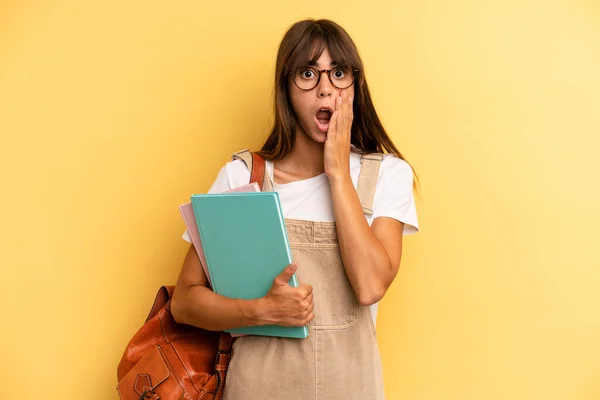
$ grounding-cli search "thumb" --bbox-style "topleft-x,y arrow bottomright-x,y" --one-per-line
274,262 -> 298,285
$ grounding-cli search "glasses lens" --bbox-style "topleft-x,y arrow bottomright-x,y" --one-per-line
330,66 -> 355,89
293,66 -> 320,90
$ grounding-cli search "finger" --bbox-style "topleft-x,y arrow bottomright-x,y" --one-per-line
302,305 -> 314,321
344,93 -> 351,123
304,312 -> 315,325
339,92 -> 347,139
302,284 -> 313,296
343,91 -> 351,140
299,284 -> 313,298
274,261 -> 297,285
328,110 -> 338,139
305,293 -> 314,305
345,95 -> 353,143
337,93 -> 344,140
336,92 -> 343,114
306,294 -> 314,309
335,95 -> 343,138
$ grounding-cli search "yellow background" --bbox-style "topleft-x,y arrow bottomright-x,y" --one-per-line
1,0 -> 599,399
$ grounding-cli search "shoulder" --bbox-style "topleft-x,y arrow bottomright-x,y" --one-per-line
350,146 -> 412,175
350,150 -> 414,187
364,154 -> 414,205
379,154 -> 414,182
351,149 -> 413,182
226,158 -> 251,175
222,158 -> 252,186
373,154 -> 415,201
372,154 -> 419,234
374,155 -> 415,206
207,159 -> 251,193
377,154 -> 414,191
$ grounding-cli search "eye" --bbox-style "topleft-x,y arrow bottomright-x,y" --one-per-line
332,67 -> 346,79
300,69 -> 315,79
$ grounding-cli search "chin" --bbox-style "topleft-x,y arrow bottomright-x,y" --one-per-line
297,124 -> 327,145
310,131 -> 327,143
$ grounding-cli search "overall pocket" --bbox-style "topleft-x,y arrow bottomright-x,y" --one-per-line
291,244 -> 358,329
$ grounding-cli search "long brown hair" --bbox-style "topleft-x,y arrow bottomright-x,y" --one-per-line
257,19 -> 419,190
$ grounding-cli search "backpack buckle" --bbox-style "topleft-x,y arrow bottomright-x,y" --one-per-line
139,389 -> 160,400
215,348 -> 232,365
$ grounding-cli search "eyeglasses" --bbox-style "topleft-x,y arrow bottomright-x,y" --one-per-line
290,65 -> 358,91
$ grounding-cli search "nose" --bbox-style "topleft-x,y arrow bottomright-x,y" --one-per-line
317,71 -> 333,97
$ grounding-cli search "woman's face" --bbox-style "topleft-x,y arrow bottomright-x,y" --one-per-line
288,47 -> 355,144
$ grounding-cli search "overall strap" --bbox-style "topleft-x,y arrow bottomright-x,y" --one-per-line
233,149 -> 381,214
232,149 -> 273,192
356,153 -> 384,216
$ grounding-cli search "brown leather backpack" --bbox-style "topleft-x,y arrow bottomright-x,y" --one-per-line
116,151 -> 267,400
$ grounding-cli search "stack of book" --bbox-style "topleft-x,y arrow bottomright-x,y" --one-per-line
179,184 -> 308,339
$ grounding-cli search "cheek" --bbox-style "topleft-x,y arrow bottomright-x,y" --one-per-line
346,86 -> 355,99
289,90 -> 312,120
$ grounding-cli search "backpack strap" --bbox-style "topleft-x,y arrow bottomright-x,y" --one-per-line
356,153 -> 384,216
145,286 -> 173,322
215,332 -> 233,398
232,149 -> 272,191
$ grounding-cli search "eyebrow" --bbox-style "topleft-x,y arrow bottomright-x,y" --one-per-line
307,60 -> 338,68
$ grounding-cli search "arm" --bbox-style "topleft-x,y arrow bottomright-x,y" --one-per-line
325,91 -> 405,306
171,244 -> 314,330
171,244 -> 264,330
329,176 -> 404,306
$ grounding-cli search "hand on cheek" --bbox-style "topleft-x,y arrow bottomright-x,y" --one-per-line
324,91 -> 353,181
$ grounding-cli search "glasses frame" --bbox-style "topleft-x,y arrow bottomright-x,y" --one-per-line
289,65 -> 359,91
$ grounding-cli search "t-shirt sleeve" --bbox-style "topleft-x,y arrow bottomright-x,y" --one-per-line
371,156 -> 419,235
181,164 -> 234,242
207,164 -> 233,194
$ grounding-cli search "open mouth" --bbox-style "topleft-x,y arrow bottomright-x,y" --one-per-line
315,108 -> 332,132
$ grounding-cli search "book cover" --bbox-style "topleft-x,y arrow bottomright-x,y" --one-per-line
191,192 -> 308,339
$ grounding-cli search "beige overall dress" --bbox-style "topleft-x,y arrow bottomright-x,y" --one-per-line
224,150 -> 386,400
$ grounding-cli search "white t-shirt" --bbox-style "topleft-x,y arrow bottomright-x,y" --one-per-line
182,150 -> 419,326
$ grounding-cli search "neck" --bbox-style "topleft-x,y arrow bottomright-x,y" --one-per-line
276,126 -> 325,179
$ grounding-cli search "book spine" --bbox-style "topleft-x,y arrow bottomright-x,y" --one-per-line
190,197 -> 220,294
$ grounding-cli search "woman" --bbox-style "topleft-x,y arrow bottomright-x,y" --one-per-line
171,18 -> 419,400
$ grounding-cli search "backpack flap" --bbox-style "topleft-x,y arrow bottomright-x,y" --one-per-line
117,345 -> 183,400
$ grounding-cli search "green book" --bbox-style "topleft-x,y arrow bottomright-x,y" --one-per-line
190,192 -> 309,339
